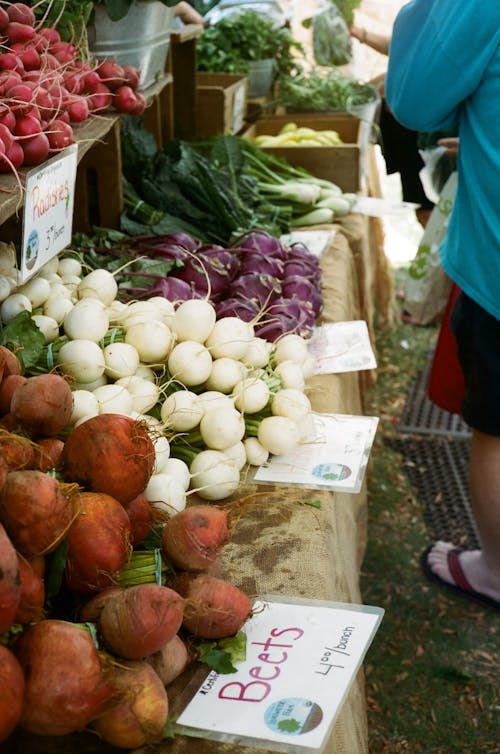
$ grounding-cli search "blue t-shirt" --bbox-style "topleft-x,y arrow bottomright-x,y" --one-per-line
385,0 -> 500,320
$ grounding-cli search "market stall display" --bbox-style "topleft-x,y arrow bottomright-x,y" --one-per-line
0,4 -> 390,752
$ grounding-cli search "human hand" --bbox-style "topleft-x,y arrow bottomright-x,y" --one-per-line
175,2 -> 204,25
437,137 -> 459,156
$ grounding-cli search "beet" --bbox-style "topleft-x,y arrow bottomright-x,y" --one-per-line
60,414 -> 155,504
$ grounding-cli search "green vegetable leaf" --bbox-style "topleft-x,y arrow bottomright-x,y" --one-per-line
197,631 -> 247,674
0,310 -> 46,373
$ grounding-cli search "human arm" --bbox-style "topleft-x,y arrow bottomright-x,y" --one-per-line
349,25 -> 390,56
386,0 -> 500,133
437,137 -> 459,157
175,2 -> 204,25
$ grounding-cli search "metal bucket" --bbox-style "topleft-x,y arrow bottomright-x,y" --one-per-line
87,1 -> 177,90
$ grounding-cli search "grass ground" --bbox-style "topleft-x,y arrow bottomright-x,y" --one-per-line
360,278 -> 499,754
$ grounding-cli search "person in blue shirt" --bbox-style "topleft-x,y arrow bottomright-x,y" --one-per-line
386,0 -> 500,611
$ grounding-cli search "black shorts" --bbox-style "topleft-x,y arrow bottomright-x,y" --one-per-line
451,292 -> 500,435
379,101 -> 434,210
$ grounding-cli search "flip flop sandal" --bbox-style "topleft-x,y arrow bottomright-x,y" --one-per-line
420,545 -> 500,612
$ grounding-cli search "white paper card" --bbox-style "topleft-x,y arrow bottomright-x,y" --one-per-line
176,595 -> 384,754
350,196 -> 420,217
308,320 -> 377,374
253,413 -> 379,493
280,229 -> 338,258
21,145 -> 78,283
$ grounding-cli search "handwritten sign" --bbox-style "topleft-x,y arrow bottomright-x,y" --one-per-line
308,320 -> 377,375
176,595 -> 384,753
21,145 -> 78,283
253,413 -> 379,494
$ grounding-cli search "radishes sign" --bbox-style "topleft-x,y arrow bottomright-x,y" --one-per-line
21,145 -> 77,283
176,596 -> 384,753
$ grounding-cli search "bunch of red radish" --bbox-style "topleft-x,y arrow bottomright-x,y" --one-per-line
0,345 -> 252,748
0,2 -> 147,174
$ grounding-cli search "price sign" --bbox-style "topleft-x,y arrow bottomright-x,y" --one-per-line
21,145 -> 78,283
176,596 -> 384,753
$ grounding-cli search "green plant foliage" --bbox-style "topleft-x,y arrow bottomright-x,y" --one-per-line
196,10 -> 304,81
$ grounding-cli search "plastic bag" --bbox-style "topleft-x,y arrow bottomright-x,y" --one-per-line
303,2 -> 352,67
403,171 -> 457,325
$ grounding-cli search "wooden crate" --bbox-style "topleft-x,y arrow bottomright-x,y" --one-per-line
244,113 -> 365,192
196,73 -> 248,137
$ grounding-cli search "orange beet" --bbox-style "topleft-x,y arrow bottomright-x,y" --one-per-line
0,522 -> 20,634
92,660 -> 169,749
0,470 -> 72,557
14,555 -> 45,625
60,414 -> 155,504
161,504 -> 229,572
65,491 -> 131,594
10,373 -> 73,437
15,619 -> 113,736
172,573 -> 252,640
0,645 -> 25,743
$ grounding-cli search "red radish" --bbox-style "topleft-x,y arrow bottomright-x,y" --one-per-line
0,374 -> 28,415
60,414 -> 155,504
65,491 -> 131,594
130,92 -> 147,116
147,634 -> 190,686
32,436 -> 64,472
6,22 -> 36,45
11,42 -> 40,70
87,82 -> 113,112
79,586 -> 124,622
172,573 -> 252,639
15,619 -> 113,735
14,112 -> 42,137
51,41 -> 76,64
46,118 -> 74,150
37,27 -> 61,46
20,131 -> 50,165
82,69 -> 101,93
92,660 -> 169,749
123,64 -> 140,91
0,7 -> 9,30
0,122 -> 14,151
0,346 -> 22,377
10,373 -> 73,437
0,140 -> 23,171
0,469 -> 72,557
0,431 -> 35,470
98,583 -> 185,660
5,82 -> 33,110
114,84 -> 140,114
0,52 -> 24,73
0,645 -> 25,743
0,106 -> 16,131
0,523 -> 20,634
161,504 -> 230,572
65,94 -> 89,123
97,59 -> 126,90
122,492 -> 156,546
7,3 -> 36,26
14,554 -> 45,624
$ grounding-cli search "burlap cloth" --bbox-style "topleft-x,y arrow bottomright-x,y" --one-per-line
5,231 -> 373,754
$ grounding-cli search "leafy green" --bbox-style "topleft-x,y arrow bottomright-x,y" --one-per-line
29,0 -> 94,47
197,631 -> 247,674
0,311 -> 45,374
328,0 -> 362,26
196,10 -> 305,82
277,68 -> 379,113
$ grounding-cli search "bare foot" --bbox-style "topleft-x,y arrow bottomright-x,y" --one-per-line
426,541 -> 500,603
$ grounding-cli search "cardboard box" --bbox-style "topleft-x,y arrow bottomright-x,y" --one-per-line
244,113 -> 367,192
196,73 -> 248,137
